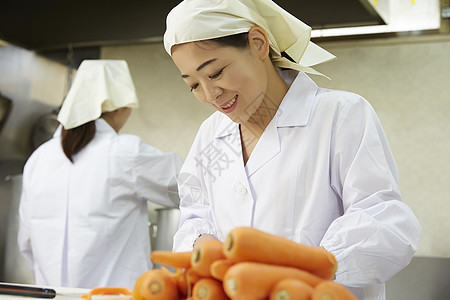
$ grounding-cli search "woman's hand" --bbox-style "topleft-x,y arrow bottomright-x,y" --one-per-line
193,234 -> 218,249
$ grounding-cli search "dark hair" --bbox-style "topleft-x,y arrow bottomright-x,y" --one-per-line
196,32 -> 249,49
61,121 -> 96,163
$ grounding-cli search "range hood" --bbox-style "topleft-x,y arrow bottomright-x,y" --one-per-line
0,0 -> 441,67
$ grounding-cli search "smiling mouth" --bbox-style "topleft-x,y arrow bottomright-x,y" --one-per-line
221,95 -> 237,109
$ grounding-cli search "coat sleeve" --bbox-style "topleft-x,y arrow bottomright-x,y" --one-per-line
127,137 -> 183,207
320,94 -> 421,287
172,129 -> 218,252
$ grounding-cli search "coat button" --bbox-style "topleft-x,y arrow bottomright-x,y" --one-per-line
237,185 -> 247,196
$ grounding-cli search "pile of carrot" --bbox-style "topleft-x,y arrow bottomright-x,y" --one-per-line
133,226 -> 357,300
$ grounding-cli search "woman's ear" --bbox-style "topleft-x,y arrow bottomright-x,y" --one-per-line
248,26 -> 270,60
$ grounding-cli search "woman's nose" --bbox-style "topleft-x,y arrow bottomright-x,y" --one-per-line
204,84 -> 221,103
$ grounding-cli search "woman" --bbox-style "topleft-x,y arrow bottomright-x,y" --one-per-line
17,60 -> 182,289
164,1 -> 421,299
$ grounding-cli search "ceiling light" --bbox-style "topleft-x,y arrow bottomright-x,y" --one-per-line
312,0 -> 441,38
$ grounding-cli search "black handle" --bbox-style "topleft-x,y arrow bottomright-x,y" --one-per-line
0,283 -> 56,298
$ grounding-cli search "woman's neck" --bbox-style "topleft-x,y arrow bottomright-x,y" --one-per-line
243,65 -> 289,132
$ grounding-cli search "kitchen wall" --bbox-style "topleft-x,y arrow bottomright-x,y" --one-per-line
101,34 -> 450,258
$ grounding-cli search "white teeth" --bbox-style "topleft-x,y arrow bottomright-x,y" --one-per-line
223,96 -> 236,109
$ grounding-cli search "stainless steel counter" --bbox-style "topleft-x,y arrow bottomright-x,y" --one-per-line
385,256 -> 450,300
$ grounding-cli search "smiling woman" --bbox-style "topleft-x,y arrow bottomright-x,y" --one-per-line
163,1 -> 421,300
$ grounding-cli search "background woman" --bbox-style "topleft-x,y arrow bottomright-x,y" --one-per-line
18,60 -> 182,289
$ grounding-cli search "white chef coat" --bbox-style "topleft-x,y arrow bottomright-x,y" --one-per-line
174,70 -> 421,300
18,118 -> 182,289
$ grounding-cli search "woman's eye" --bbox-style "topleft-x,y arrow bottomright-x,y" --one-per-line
209,68 -> 224,79
190,83 -> 199,92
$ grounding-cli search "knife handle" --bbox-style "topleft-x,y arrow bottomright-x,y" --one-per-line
0,283 -> 56,298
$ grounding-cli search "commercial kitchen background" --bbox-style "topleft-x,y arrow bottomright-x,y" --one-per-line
1,0 -> 449,299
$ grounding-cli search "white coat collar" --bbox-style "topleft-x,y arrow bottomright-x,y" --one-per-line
95,118 -> 118,133
214,70 -> 318,138
277,71 -> 318,127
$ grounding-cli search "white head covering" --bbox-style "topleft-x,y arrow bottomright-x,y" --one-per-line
57,59 -> 139,129
163,0 -> 336,77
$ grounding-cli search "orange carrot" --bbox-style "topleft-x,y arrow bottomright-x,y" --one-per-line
174,267 -> 203,298
150,250 -> 192,269
210,259 -> 234,281
165,268 -> 190,299
224,227 -> 337,279
133,269 -> 180,300
175,272 -> 189,298
82,287 -> 133,300
133,270 -> 148,300
186,268 -> 202,285
312,281 -> 357,300
223,262 -> 324,299
192,278 -> 230,300
269,278 -> 314,300
191,240 -> 226,277
159,267 -> 200,298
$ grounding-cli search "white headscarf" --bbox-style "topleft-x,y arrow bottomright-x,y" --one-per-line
163,0 -> 336,77
57,60 -> 139,129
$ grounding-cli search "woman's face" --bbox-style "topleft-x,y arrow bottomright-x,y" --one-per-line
171,40 -> 269,124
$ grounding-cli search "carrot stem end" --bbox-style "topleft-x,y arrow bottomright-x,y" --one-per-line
149,281 -> 162,295
226,278 -> 237,293
276,290 -> 291,300
196,286 -> 208,299
192,249 -> 201,264
225,235 -> 233,252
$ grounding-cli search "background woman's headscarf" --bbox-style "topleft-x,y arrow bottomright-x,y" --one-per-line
163,0 -> 336,77
57,60 -> 139,129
